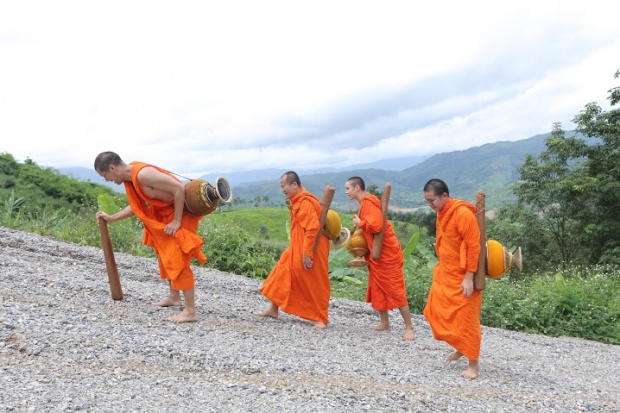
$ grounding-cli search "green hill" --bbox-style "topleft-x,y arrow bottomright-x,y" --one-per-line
0,153 -> 118,215
231,133 -> 553,211
3,132 -> 556,215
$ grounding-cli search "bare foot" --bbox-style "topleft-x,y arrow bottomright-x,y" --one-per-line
461,364 -> 479,379
167,309 -> 197,323
369,323 -> 390,332
253,308 -> 279,318
445,351 -> 463,363
313,322 -> 327,331
153,297 -> 182,307
402,328 -> 415,341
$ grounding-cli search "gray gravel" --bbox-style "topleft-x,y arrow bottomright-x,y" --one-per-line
1,227 -> 619,412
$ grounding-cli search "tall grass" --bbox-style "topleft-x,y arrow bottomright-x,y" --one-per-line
200,222 -> 284,278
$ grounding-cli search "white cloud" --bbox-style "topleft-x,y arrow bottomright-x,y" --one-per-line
1,0 -> 619,177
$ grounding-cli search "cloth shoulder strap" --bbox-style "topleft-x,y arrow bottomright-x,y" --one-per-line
437,200 -> 461,253
437,200 -> 474,269
438,221 -> 460,254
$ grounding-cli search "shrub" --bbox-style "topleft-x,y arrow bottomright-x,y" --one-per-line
482,267 -> 620,344
200,222 -> 284,278
328,247 -> 368,301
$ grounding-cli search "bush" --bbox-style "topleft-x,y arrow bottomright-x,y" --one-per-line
200,222 -> 284,278
404,229 -> 436,313
482,267 -> 620,344
328,247 -> 367,301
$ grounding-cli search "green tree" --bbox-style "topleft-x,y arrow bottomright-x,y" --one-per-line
495,123 -> 591,270
487,123 -> 590,270
0,153 -> 19,176
232,197 -> 245,209
492,69 -> 620,269
488,204 -> 554,275
367,184 -> 382,199
572,69 -> 620,264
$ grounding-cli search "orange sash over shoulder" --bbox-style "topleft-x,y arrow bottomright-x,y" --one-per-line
358,193 -> 408,311
124,162 -> 206,280
259,189 -> 331,324
424,198 -> 482,360
436,200 -> 479,272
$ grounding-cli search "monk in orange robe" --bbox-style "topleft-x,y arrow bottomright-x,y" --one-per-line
254,171 -> 331,330
345,176 -> 414,341
423,178 -> 482,379
94,151 -> 206,323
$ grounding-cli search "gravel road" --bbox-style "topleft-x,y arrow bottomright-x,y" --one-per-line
1,227 -> 618,412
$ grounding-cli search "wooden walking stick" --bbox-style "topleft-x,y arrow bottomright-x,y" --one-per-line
371,182 -> 391,260
474,189 -> 487,291
98,218 -> 123,300
313,185 -> 336,253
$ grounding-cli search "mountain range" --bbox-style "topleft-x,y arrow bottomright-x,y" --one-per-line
205,132 -> 552,211
58,133 -> 553,211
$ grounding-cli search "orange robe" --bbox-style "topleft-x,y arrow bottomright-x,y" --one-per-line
124,162 -> 206,291
424,198 -> 482,360
259,189 -> 331,324
357,193 -> 408,311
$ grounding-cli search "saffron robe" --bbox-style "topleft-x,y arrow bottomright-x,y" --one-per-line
424,198 -> 482,360
259,189 -> 331,324
357,193 -> 408,311
124,162 -> 206,290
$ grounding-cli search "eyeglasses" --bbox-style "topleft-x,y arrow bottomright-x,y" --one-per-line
424,193 -> 445,205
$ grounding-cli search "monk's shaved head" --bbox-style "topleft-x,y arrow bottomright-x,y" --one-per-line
423,178 -> 450,197
346,176 -> 365,191
282,171 -> 301,186
94,151 -> 124,172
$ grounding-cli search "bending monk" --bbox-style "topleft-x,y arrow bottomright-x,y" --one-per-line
423,178 -> 482,379
94,151 -> 206,323
254,171 -> 331,330
345,176 -> 415,341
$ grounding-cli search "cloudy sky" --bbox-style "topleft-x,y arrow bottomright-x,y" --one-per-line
1,0 -> 619,177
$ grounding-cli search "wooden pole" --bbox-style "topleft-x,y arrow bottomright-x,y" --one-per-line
313,185 -> 335,253
98,219 -> 123,300
371,182 -> 391,260
474,189 -> 487,291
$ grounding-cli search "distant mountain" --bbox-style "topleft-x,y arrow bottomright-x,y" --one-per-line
201,168 -> 304,186
388,133 -> 555,209
56,155 -> 431,193
56,133 -> 553,210
199,154 -> 430,185
229,133 -> 554,211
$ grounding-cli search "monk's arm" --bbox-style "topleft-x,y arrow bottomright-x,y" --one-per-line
96,205 -> 135,223
457,208 -> 481,297
298,200 -> 320,261
137,167 -> 186,234
457,208 -> 481,272
167,184 -> 186,233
